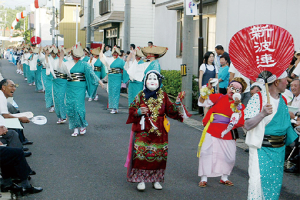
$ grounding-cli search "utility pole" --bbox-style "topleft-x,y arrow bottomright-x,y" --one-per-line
86,0 -> 92,48
56,8 -> 58,47
123,0 -> 130,51
181,0 -> 194,111
52,6 -> 55,45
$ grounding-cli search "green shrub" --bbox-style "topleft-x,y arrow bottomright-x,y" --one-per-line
161,70 -> 199,110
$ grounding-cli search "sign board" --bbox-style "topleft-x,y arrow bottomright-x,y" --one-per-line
186,0 -> 197,15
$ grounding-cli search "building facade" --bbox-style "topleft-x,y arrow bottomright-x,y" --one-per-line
155,0 -> 300,75
59,0 -> 86,48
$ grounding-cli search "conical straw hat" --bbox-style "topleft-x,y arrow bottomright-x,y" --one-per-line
72,43 -> 84,57
141,46 -> 168,58
136,46 -> 145,58
91,47 -> 100,55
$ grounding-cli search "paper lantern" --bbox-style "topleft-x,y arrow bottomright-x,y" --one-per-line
229,24 -> 294,82
21,12 -> 25,19
34,0 -> 39,8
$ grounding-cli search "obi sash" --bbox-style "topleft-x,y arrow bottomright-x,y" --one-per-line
197,113 -> 230,157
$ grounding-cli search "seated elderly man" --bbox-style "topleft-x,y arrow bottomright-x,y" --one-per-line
0,146 -> 42,195
286,79 -> 300,173
0,79 -> 33,145
0,115 -> 32,157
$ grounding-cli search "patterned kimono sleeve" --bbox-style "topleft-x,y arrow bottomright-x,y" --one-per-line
126,92 -> 143,124
164,92 -> 184,122
233,105 -> 246,129
84,62 -> 100,86
245,93 -> 260,119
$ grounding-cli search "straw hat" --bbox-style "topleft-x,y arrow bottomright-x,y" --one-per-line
136,46 -> 145,58
111,46 -> 121,56
141,46 -> 168,58
72,43 -> 84,57
91,47 -> 100,56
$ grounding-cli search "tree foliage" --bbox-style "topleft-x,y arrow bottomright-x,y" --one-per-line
0,5 -> 26,30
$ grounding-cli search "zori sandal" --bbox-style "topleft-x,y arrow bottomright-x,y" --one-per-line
219,180 -> 234,186
198,181 -> 207,188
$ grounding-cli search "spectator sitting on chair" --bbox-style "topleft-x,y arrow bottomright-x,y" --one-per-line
0,79 -> 33,145
0,146 -> 42,195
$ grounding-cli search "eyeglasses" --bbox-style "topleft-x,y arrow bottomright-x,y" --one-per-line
8,84 -> 18,88
229,86 -> 242,93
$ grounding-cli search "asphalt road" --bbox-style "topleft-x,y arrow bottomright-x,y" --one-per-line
0,59 -> 299,200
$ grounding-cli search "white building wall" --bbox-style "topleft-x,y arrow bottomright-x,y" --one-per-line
154,1 -> 183,71
216,0 -> 300,51
130,0 -> 155,47
93,0 -> 99,19
112,0 -> 125,11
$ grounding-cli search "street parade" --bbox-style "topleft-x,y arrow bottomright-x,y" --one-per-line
0,0 -> 300,200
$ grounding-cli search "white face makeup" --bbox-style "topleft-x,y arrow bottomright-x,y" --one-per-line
146,73 -> 159,91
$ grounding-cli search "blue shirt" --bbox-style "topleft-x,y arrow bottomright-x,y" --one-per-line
218,65 -> 229,88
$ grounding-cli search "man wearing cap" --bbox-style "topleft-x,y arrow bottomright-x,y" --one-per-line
244,71 -> 298,200
87,47 -> 106,101
100,44 -> 126,114
59,44 -> 104,136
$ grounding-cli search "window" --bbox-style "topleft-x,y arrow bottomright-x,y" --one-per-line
99,0 -> 111,15
176,10 -> 183,57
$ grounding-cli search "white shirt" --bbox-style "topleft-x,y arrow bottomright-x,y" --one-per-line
292,62 -> 300,77
199,63 -> 218,74
229,63 -> 250,93
0,115 -> 5,126
0,90 -> 9,114
291,94 -> 300,112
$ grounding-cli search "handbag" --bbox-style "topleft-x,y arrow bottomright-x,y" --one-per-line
163,114 -> 170,132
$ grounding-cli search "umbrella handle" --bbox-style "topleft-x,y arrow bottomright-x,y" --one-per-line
265,83 -> 270,104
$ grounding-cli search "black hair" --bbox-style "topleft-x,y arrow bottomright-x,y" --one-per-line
130,44 -> 135,49
203,51 -> 215,65
215,45 -> 224,50
0,79 -> 8,90
120,50 -> 124,55
148,41 -> 153,45
250,85 -> 262,91
220,55 -> 228,62
126,51 -> 130,55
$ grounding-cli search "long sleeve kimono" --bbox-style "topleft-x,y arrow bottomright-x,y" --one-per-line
28,53 -> 38,85
126,89 -> 184,183
87,57 -> 106,99
81,56 -> 90,62
100,55 -> 126,109
40,54 -> 54,108
50,57 -> 69,120
63,60 -> 100,129
245,91 -> 298,200
124,60 -> 149,106
197,94 -> 245,178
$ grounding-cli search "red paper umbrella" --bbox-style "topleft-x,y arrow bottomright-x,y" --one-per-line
30,36 -> 42,45
229,24 -> 294,82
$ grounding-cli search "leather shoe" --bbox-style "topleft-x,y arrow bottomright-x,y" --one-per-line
24,152 -> 32,157
23,147 -> 29,151
284,165 -> 299,173
1,183 -> 22,193
29,170 -> 36,175
22,185 -> 43,194
22,141 -> 33,145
